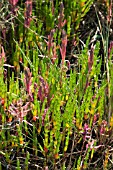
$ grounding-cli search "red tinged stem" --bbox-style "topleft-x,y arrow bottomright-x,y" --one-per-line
9,0 -> 18,6
108,41 -> 113,59
60,30 -> 67,65
24,0 -> 33,28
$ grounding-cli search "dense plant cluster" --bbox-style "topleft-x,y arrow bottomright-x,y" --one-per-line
0,0 -> 113,169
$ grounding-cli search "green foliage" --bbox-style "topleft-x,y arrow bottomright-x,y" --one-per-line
0,0 -> 113,169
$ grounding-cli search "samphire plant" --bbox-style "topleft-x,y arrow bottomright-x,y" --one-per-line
1,1 -> 113,170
